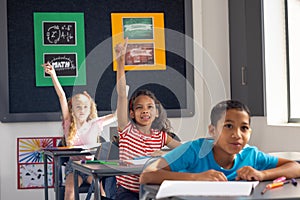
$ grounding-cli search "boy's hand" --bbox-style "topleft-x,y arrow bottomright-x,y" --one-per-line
114,38 -> 128,64
193,170 -> 228,181
235,166 -> 264,181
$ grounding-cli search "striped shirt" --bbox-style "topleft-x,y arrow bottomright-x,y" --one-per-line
116,122 -> 167,192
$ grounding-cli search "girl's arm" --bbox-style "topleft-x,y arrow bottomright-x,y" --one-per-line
115,39 -> 129,130
42,62 -> 70,121
165,134 -> 182,149
150,134 -> 181,157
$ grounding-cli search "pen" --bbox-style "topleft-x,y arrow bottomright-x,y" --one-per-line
261,181 -> 290,195
291,178 -> 297,186
81,160 -> 119,165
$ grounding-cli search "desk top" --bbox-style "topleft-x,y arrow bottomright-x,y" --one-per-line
142,179 -> 300,200
268,152 -> 300,162
71,160 -> 144,176
43,148 -> 95,157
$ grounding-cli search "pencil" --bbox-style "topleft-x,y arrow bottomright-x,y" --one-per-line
261,188 -> 268,195
261,181 -> 290,195
82,160 -> 119,165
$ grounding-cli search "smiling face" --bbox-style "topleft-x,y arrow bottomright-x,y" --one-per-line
130,95 -> 159,132
209,108 -> 252,159
71,94 -> 91,123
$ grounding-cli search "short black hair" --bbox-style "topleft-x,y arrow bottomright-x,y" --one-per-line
210,100 -> 251,126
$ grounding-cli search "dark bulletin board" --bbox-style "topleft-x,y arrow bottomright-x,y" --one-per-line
0,0 -> 194,122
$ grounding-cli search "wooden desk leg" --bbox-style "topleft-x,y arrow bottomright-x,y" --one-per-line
54,156 -> 60,200
44,154 -> 48,200
74,169 -> 80,200
93,175 -> 101,200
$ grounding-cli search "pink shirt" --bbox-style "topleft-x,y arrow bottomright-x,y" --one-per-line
63,118 -> 104,160
63,117 -> 104,147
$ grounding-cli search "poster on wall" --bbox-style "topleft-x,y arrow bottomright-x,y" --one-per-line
33,12 -> 86,86
111,13 -> 166,71
17,137 -> 61,189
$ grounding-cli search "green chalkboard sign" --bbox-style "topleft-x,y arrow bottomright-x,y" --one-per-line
34,12 -> 86,86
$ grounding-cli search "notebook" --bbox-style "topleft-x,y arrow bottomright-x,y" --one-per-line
156,180 -> 259,199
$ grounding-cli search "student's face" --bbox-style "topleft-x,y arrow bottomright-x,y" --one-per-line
72,95 -> 91,123
130,95 -> 158,128
209,109 -> 252,156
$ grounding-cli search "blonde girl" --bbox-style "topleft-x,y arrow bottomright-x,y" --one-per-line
42,62 -> 116,200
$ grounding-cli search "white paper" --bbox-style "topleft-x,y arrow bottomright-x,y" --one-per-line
124,158 -> 151,165
156,180 -> 259,199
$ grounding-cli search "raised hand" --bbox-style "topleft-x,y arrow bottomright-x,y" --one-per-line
41,62 -> 56,76
114,38 -> 128,64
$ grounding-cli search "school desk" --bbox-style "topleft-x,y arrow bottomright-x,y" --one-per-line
71,160 -> 145,200
140,178 -> 300,200
268,152 -> 300,163
43,148 -> 94,200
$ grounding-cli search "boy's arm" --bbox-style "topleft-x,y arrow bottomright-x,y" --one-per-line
139,158 -> 227,184
115,39 -> 129,130
263,159 -> 300,180
42,63 -> 69,121
140,158 -> 182,184
236,158 -> 300,181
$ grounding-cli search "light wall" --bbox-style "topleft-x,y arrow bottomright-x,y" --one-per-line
0,1 -> 229,199
2,0 -> 300,200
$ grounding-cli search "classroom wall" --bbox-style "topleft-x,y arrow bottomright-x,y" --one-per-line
1,0 -> 300,200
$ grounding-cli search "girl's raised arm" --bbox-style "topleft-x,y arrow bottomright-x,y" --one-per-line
42,62 -> 70,121
115,39 -> 129,130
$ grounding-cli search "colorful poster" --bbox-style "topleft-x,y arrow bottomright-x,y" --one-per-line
17,137 -> 61,189
111,13 -> 166,71
33,12 -> 86,86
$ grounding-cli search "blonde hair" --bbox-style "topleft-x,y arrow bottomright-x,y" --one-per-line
66,92 -> 98,145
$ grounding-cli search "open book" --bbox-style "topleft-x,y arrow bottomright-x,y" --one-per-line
156,180 -> 259,199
